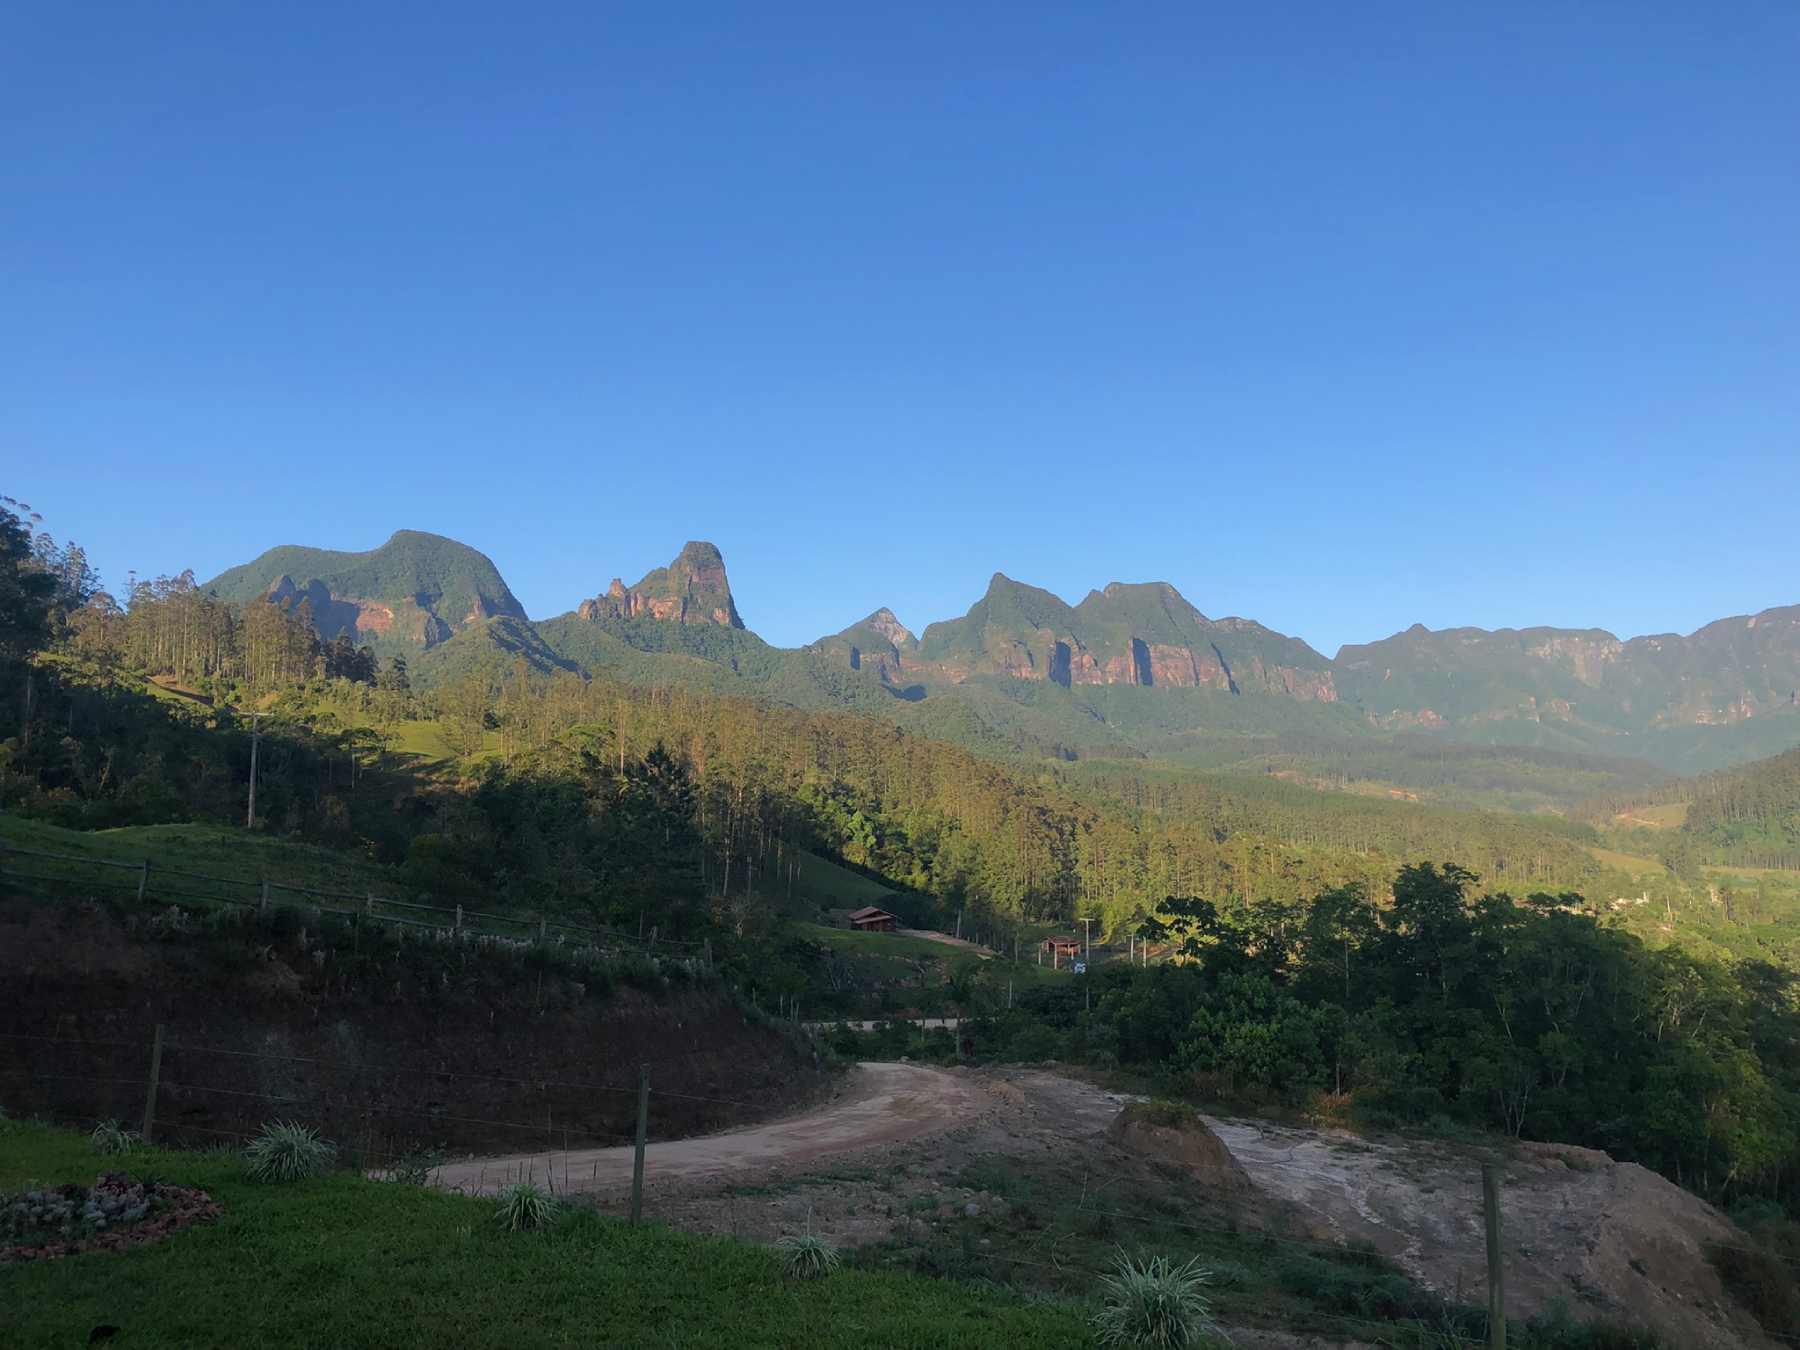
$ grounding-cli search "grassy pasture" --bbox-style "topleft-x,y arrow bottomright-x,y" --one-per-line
0,1121 -> 1088,1349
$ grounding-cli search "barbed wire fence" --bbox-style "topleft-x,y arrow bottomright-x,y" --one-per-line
0,1025 -> 802,1223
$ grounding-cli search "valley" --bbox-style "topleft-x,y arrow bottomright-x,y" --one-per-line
6,505 -> 1800,1349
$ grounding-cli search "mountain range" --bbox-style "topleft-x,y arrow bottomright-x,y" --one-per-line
202,531 -> 1800,780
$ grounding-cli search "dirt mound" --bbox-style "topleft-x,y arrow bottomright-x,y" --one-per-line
1206,1115 -> 1779,1350
1107,1102 -> 1252,1194
1501,1151 -> 1774,1350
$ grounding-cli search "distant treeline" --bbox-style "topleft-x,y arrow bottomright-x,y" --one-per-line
1580,746 -> 1800,872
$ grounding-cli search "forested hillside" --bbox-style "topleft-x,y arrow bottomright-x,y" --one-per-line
1584,747 -> 1800,873
6,502 -> 1800,1228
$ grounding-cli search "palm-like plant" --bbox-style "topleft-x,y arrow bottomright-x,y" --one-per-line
89,1119 -> 139,1155
494,1181 -> 558,1232
1092,1252 -> 1221,1348
777,1231 -> 841,1280
243,1120 -> 336,1183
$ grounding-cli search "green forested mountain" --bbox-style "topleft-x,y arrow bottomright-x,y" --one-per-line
202,530 -> 525,653
203,533 -> 1800,784
910,574 -> 1337,698
1335,609 -> 1800,760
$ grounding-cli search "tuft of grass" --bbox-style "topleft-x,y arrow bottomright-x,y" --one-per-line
493,1181 -> 557,1232
244,1120 -> 336,1183
777,1231 -> 842,1280
1092,1251 -> 1221,1348
89,1118 -> 139,1155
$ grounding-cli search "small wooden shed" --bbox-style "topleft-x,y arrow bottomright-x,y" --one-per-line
847,906 -> 899,933
1041,935 -> 1082,967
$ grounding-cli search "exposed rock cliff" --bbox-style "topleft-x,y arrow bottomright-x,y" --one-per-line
905,574 -> 1337,700
577,541 -> 744,629
202,530 -> 525,649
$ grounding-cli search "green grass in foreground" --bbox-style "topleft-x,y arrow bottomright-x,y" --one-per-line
0,1121 -> 1087,1349
0,814 -> 392,896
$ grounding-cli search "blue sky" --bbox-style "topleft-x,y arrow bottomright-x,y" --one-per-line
5,2 -> 1796,655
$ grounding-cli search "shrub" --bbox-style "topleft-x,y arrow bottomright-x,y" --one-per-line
1093,1251 -> 1221,1348
777,1232 -> 841,1280
494,1182 -> 557,1232
89,1119 -> 139,1155
243,1120 -> 336,1183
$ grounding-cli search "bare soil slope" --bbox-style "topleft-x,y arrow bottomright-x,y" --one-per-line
1209,1115 -> 1774,1350
434,1062 -> 984,1196
530,1065 -> 1772,1349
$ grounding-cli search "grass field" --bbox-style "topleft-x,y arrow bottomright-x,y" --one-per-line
1613,803 -> 1688,829
0,814 -> 391,897
1587,845 -> 1664,877
799,923 -> 973,961
787,850 -> 901,910
0,1121 -> 1090,1349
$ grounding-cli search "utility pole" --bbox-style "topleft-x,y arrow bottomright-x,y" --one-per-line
245,713 -> 261,829
1079,916 -> 1094,962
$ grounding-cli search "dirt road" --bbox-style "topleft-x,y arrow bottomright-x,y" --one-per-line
432,1061 -> 987,1198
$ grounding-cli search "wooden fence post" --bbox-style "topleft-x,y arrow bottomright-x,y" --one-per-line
630,1065 -> 650,1224
136,861 -> 150,902
259,879 -> 270,912
1483,1162 -> 1506,1350
538,916 -> 547,942
142,1023 -> 165,1143
454,904 -> 463,933
703,938 -> 712,971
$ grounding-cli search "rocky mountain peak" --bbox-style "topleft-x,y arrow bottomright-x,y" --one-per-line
576,541 -> 743,629
864,607 -> 916,649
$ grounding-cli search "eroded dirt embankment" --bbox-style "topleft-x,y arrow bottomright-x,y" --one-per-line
555,1066 -> 1774,1350
1206,1112 -> 1775,1350
0,896 -> 828,1157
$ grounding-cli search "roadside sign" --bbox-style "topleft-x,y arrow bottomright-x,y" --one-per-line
1073,961 -> 1087,974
